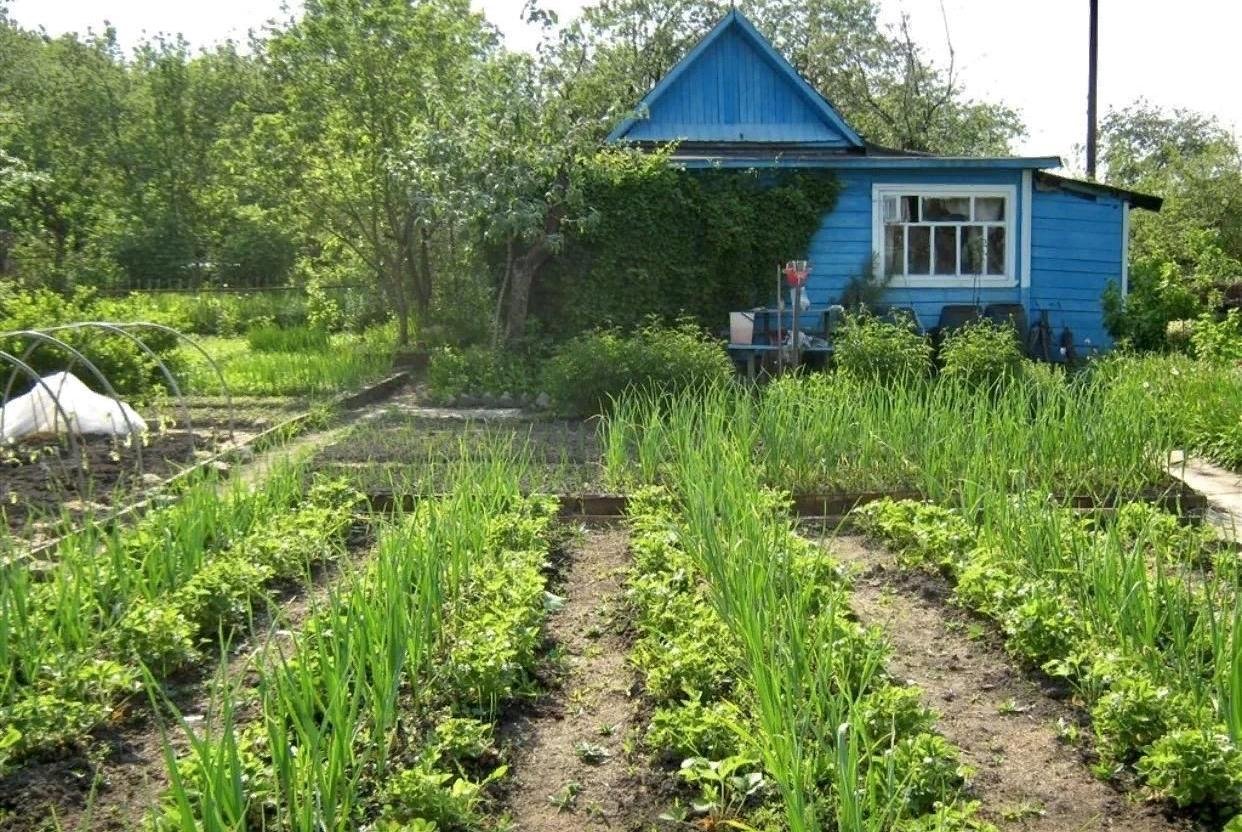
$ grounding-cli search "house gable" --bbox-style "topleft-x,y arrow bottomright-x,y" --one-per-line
608,11 -> 864,147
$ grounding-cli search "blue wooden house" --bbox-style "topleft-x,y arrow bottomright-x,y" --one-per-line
606,10 -> 1161,358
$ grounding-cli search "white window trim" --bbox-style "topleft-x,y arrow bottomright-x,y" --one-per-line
872,183 -> 1019,289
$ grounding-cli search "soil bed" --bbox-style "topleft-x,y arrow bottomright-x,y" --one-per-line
0,426 -> 247,541
825,533 -> 1187,832
498,526 -> 663,831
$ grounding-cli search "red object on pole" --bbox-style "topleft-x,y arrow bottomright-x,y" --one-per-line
784,260 -> 810,287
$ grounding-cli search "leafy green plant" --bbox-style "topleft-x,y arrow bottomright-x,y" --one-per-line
939,320 -> 1026,387
425,345 -> 537,403
1137,728 -> 1242,809
833,313 -> 933,382
245,323 -> 331,353
1190,309 -> 1242,363
540,320 -> 733,416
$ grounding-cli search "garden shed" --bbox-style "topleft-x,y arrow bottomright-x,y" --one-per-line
607,10 -> 1163,356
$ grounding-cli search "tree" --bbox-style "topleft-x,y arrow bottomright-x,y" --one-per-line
250,0 -> 496,346
1101,101 -> 1242,286
1098,101 -> 1242,347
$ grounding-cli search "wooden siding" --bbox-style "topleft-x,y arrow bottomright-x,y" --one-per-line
798,169 -> 1125,352
624,23 -> 855,145
1028,186 -> 1124,351
803,170 -> 1025,330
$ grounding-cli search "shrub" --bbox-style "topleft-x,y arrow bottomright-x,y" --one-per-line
212,207 -> 296,288
540,321 -> 733,416
0,287 -> 185,397
246,324 -> 331,353
833,314 -> 932,382
939,320 -> 1026,386
425,346 -> 537,403
1190,309 -> 1242,363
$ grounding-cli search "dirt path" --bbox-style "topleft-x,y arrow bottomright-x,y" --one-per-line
826,534 -> 1184,832
501,527 -> 660,831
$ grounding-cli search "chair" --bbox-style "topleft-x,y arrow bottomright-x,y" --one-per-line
983,304 -> 1028,337
936,305 -> 983,334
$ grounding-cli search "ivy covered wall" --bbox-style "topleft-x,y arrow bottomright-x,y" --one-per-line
533,151 -> 839,337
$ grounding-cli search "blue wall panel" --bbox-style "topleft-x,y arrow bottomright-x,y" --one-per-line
802,169 -> 1024,332
625,24 -> 854,145
790,168 -> 1127,351
1028,187 -> 1124,352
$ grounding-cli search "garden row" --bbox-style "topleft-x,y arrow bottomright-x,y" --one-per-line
626,485 -> 990,830
0,286 -> 396,400
595,363 -> 1241,829
147,459 -> 561,830
0,465 -> 360,776
854,496 -> 1241,827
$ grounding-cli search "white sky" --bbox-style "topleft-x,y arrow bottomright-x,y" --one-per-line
8,0 -> 1240,171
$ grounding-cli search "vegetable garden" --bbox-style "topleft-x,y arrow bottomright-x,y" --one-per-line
1,334 -> 1241,831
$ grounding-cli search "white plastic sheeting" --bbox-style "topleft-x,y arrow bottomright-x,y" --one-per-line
0,372 -> 147,443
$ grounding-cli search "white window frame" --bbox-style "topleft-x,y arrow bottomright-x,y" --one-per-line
872,183 -> 1018,289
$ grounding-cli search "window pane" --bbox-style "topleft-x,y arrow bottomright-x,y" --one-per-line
987,227 -> 1006,274
884,225 -> 905,276
934,226 -> 957,275
908,225 -> 930,274
902,195 -> 920,222
975,197 -> 1005,221
923,197 -> 970,221
961,226 -> 984,274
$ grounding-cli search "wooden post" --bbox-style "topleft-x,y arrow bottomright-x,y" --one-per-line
1086,0 -> 1099,180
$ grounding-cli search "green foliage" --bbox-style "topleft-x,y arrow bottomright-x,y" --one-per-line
213,206 -> 297,288
0,287 -> 185,396
1091,672 -> 1208,766
939,320 -> 1026,386
833,313 -> 933,382
1190,309 -> 1242,363
376,760 -> 503,830
1137,729 -> 1242,809
245,323 -> 330,353
425,346 -> 537,403
540,152 -> 839,336
540,321 -> 733,416
647,695 -> 748,761
110,599 -> 199,675
1102,259 -> 1201,351
1100,102 -> 1242,349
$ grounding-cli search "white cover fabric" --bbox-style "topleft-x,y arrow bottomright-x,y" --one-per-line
0,372 -> 147,443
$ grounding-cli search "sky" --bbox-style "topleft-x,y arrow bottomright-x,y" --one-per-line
7,0 -> 1240,169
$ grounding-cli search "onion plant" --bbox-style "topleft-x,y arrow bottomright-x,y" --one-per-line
153,447 -> 553,831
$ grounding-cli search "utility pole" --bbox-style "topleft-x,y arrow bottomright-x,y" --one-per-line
1086,0 -> 1099,179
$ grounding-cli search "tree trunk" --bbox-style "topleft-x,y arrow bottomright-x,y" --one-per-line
504,240 -> 553,342
383,258 -> 411,347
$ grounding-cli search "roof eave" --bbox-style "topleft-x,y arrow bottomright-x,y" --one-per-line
1035,171 -> 1163,212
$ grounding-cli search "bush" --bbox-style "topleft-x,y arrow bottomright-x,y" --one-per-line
246,324 -> 331,353
212,206 -> 296,288
939,320 -> 1026,386
540,321 -> 733,416
1102,258 -> 1202,351
1137,728 -> 1242,809
425,346 -> 537,403
1190,309 -> 1242,363
0,287 -> 185,397
833,314 -> 932,382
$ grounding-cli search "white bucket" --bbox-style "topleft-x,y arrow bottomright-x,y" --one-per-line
730,312 -> 755,345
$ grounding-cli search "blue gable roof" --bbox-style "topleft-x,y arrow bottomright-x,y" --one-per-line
607,11 -> 864,148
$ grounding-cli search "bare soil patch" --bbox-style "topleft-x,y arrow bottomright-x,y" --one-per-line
499,526 -> 662,831
827,534 -> 1187,832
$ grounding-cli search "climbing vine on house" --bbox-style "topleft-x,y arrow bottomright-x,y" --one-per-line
533,150 -> 839,337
